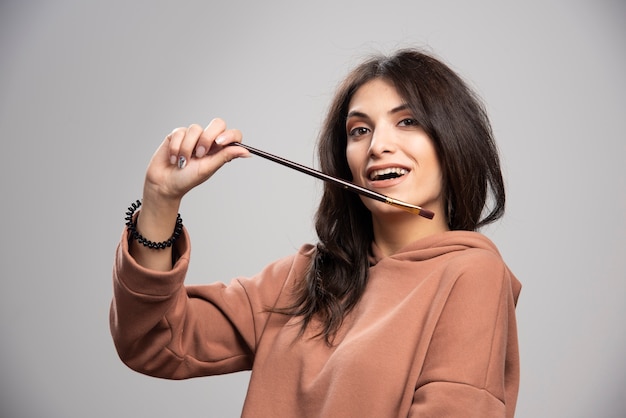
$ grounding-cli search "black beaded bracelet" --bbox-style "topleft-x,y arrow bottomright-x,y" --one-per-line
125,200 -> 183,249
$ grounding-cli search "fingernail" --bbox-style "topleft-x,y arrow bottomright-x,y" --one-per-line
178,156 -> 187,169
195,146 -> 206,158
215,135 -> 226,145
170,155 -> 177,165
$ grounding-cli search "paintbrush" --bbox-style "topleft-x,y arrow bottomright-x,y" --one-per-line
230,142 -> 434,219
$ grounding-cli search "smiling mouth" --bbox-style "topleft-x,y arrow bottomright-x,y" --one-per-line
368,167 -> 409,181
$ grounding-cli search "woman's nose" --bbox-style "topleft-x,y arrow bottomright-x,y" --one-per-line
368,127 -> 396,157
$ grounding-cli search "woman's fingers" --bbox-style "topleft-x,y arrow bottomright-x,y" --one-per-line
174,123 -> 204,168
165,127 -> 185,165
145,119 -> 250,200
195,118 -> 227,158
194,127 -> 249,173
168,118 -> 237,166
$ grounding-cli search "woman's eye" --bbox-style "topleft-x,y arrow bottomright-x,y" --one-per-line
398,118 -> 418,127
349,127 -> 370,137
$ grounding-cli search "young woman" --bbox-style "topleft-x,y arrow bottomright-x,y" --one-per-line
111,49 -> 521,417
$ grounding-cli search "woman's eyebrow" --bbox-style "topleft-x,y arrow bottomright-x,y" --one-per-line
346,104 -> 410,120
389,104 -> 410,114
346,110 -> 369,119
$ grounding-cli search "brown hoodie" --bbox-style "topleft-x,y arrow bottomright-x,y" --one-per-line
111,228 -> 521,417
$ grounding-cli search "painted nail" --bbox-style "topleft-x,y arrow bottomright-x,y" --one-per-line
177,156 -> 187,169
195,146 -> 206,158
215,135 -> 226,145
170,155 -> 177,165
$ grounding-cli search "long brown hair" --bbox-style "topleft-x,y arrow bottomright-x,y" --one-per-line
281,49 -> 505,343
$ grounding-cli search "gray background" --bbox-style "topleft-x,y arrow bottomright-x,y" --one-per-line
1,0 -> 624,417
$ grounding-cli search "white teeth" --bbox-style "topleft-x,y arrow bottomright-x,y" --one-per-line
369,167 -> 408,180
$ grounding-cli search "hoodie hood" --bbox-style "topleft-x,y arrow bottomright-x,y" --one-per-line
369,230 -> 502,266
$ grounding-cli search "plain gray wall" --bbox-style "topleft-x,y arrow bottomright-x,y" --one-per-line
1,0 -> 624,417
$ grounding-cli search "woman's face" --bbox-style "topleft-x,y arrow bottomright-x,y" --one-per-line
345,78 -> 445,220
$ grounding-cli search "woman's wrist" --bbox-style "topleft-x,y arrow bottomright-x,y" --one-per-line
126,197 -> 183,272
125,200 -> 183,250
134,198 -> 180,241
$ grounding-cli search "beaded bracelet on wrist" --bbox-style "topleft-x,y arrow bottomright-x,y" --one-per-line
125,200 -> 183,249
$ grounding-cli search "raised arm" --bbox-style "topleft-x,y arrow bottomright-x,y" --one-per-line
110,117 -> 258,378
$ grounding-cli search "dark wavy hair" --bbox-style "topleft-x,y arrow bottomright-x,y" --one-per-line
281,49 -> 505,343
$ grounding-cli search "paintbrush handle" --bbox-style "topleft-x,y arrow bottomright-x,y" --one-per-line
230,142 -> 434,219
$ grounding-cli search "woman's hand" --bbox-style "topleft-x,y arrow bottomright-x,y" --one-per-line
144,118 -> 249,204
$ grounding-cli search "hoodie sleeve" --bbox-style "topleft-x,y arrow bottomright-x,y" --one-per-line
409,249 -> 521,418
109,227 -> 301,380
